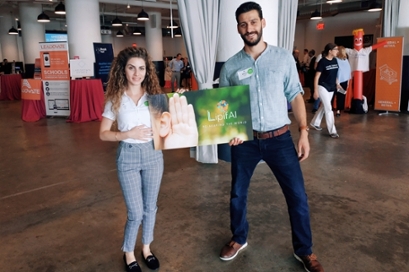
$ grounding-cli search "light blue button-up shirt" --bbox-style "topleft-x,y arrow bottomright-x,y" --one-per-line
219,44 -> 304,132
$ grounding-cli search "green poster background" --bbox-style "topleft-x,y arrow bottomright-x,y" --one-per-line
149,85 -> 253,150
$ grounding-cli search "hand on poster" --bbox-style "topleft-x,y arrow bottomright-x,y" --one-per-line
175,88 -> 189,94
167,93 -> 198,148
229,137 -> 244,146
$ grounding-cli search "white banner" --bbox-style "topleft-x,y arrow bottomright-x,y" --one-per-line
43,80 -> 70,116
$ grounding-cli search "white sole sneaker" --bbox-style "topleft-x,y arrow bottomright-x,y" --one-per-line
330,133 -> 339,138
309,123 -> 322,131
219,242 -> 248,261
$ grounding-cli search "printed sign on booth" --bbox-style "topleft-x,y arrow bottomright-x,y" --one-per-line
21,79 -> 42,100
39,42 -> 70,80
375,37 -> 404,112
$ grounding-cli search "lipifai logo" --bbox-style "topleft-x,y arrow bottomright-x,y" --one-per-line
207,100 -> 237,122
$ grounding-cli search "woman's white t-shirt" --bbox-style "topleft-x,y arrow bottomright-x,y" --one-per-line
102,92 -> 152,143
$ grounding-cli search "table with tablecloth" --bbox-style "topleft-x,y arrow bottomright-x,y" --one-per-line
21,78 -> 105,123
0,74 -> 22,101
66,79 -> 104,123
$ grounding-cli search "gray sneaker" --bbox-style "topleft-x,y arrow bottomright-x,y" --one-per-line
309,123 -> 322,131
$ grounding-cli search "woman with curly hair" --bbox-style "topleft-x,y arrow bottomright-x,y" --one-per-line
99,47 -> 163,272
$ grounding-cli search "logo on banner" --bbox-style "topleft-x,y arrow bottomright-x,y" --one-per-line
21,79 -> 42,100
379,64 -> 398,85
208,100 -> 237,122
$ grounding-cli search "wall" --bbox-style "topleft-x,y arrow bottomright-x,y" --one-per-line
294,11 -> 381,54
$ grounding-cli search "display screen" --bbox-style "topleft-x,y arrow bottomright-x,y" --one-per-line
45,32 -> 68,42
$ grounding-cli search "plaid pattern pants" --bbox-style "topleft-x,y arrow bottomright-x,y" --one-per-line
116,141 -> 164,252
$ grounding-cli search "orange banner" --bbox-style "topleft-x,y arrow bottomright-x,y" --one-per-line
374,37 -> 404,111
21,79 -> 42,100
39,42 -> 70,80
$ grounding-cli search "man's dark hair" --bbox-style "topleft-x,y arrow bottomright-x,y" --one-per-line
235,1 -> 263,23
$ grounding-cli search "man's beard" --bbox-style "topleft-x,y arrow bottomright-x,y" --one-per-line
240,28 -> 263,47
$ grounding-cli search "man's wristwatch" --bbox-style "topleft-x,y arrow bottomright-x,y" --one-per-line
299,126 -> 309,132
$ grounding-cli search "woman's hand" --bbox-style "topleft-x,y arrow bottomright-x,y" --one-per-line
128,125 -> 153,142
175,88 -> 189,94
313,89 -> 319,100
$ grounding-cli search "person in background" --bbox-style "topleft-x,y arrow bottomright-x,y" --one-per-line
311,52 -> 323,113
99,47 -> 163,272
334,46 -> 351,117
306,49 -> 316,103
168,53 -> 183,93
218,2 -> 324,272
0,59 -> 8,74
180,57 -> 192,89
300,48 -> 310,86
310,43 -> 340,138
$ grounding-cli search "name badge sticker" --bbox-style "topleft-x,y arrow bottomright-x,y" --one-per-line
237,67 -> 254,81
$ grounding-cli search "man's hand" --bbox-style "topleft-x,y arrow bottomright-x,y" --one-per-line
297,131 -> 310,162
229,137 -> 244,146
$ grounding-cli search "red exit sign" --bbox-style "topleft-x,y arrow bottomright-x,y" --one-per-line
316,22 -> 325,30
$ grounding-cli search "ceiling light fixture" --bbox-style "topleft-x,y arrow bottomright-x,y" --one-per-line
37,7 -> 50,23
310,9 -> 322,20
174,28 -> 182,37
17,21 -> 21,31
8,26 -> 18,35
137,0 -> 149,21
112,5 -> 122,26
368,1 -> 382,12
133,27 -> 142,35
310,0 -> 322,20
55,1 -> 66,15
167,20 -> 178,29
116,30 -> 124,37
326,0 -> 342,3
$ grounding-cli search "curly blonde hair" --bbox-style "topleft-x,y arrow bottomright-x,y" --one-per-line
105,47 -> 163,114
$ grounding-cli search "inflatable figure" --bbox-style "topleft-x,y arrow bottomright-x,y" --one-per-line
345,28 -> 386,113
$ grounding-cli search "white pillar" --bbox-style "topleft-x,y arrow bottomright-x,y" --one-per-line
19,3 -> 45,64
145,11 -> 163,62
396,0 -> 409,55
0,10 -> 19,61
217,0 -> 278,62
65,0 -> 101,61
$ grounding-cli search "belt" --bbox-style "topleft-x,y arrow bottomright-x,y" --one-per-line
253,125 -> 289,139
172,71 -> 179,72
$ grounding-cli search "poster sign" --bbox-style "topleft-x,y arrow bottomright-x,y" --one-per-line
39,42 -> 70,80
69,59 -> 94,78
43,80 -> 70,116
149,85 -> 253,150
374,37 -> 404,112
93,43 -> 114,88
21,79 -> 42,100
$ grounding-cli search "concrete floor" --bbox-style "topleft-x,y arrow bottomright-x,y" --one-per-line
1,92 -> 409,272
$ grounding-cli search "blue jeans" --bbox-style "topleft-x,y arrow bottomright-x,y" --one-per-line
230,131 -> 313,256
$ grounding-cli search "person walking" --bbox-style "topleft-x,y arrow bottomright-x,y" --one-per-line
168,53 -> 183,93
99,47 -> 163,272
310,43 -> 340,138
218,2 -> 324,272
334,46 -> 351,117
